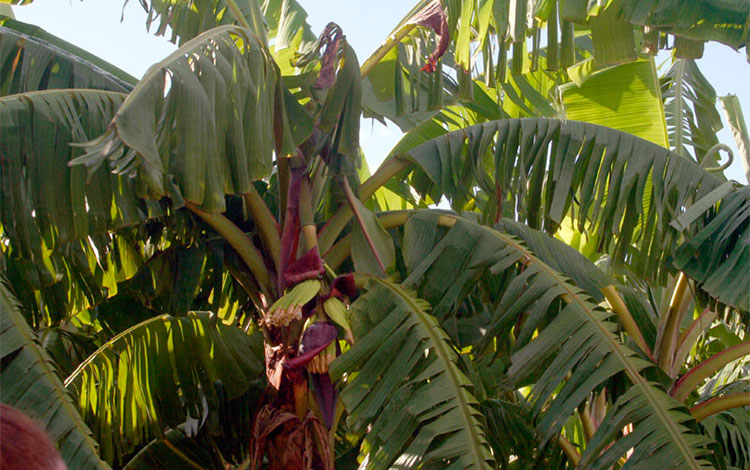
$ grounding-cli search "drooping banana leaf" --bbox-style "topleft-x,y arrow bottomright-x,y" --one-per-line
0,278 -> 112,470
263,0 -> 315,52
0,17 -> 136,95
362,0 -> 748,121
74,25 -> 283,213
602,0 -> 750,54
122,428 -> 226,470
398,118 -> 743,306
720,94 -> 750,183
361,38 -> 456,131
0,89 -> 170,324
128,0 -> 266,44
701,407 -> 750,469
64,311 -> 264,465
671,184 -> 749,311
662,58 -> 723,163
399,212 -> 717,469
330,277 -> 496,470
480,397 -> 567,469
497,218 -> 616,301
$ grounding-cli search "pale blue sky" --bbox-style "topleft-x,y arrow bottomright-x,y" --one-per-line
10,0 -> 749,182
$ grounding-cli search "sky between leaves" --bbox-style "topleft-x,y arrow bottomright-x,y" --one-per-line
10,0 -> 749,183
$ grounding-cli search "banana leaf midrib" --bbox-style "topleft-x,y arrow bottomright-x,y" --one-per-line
0,88 -> 128,103
480,219 -> 705,469
0,20 -> 137,91
398,213 -> 707,468
375,276 -> 490,469
64,313 -> 172,388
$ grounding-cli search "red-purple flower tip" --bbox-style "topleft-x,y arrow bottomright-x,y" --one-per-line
326,273 -> 357,301
283,247 -> 325,287
284,322 -> 338,370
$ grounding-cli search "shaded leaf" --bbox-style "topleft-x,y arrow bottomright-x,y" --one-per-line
65,312 -> 264,465
330,277 -> 495,470
77,25 -> 281,212
1,278 -> 111,470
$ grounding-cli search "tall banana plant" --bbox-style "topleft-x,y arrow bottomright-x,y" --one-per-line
1,0 -> 748,469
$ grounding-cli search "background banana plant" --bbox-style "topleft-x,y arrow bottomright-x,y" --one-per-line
1,0 -> 748,469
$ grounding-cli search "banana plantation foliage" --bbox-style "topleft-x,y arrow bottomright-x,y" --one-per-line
1,0 -> 750,469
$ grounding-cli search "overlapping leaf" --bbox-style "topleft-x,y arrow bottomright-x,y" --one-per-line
128,0 -> 266,44
330,277 -> 495,470
65,311 -> 264,465
0,17 -> 135,95
671,184 -> 749,311
75,25 -> 281,212
0,278 -> 112,470
399,212 -> 717,469
0,89 -> 170,323
399,118 -> 742,304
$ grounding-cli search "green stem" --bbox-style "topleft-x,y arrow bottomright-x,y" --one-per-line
340,177 -> 386,273
187,204 -> 273,299
690,393 -> 750,422
243,186 -> 281,270
671,308 -> 717,377
277,154 -> 291,226
580,406 -> 596,442
360,24 -> 416,78
671,341 -> 750,402
225,0 -> 250,29
602,285 -> 654,360
360,156 -> 411,200
558,435 -> 581,467
299,176 -> 318,251
318,156 -> 410,253
657,272 -> 690,373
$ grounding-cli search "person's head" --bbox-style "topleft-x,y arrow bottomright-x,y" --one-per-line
0,403 -> 66,470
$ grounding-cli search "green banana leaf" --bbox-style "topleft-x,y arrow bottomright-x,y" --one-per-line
397,118 -> 742,307
399,211 -> 717,469
330,276 -> 496,470
65,311 -> 264,465
0,17 -> 136,95
1,278 -> 112,470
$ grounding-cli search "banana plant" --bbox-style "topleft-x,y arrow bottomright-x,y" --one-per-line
1,0 -> 748,469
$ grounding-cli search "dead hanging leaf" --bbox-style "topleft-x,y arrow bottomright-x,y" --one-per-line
250,406 -> 332,470
265,343 -> 293,390
314,23 -> 343,89
250,406 -> 298,470
406,0 -> 449,72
